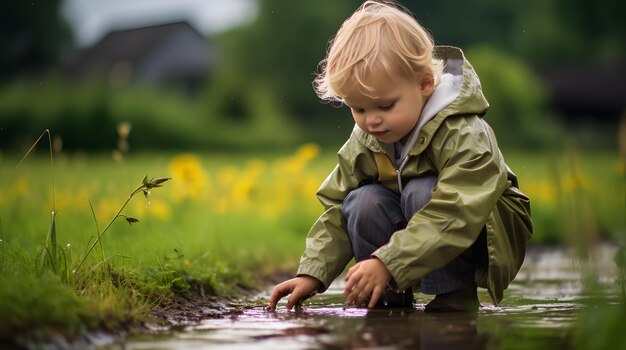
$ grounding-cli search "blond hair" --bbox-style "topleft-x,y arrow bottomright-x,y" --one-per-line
314,0 -> 442,102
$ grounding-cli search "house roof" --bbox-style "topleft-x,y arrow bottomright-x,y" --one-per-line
64,21 -> 212,84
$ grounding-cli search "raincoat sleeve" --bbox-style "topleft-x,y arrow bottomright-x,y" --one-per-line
373,115 -> 509,291
296,139 -> 374,292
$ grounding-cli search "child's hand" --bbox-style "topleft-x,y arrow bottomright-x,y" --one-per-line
343,258 -> 391,308
268,276 -> 321,310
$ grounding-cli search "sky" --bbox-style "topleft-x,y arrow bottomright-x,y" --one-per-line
62,0 -> 258,47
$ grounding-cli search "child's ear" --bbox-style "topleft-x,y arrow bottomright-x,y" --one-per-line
419,75 -> 435,96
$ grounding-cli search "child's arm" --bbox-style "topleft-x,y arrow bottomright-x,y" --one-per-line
268,276 -> 321,310
297,141 -> 374,291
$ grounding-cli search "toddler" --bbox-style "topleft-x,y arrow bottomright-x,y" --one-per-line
269,0 -> 531,312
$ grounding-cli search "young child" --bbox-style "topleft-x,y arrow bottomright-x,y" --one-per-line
269,0 -> 531,312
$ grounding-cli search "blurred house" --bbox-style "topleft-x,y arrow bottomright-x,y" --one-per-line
63,21 -> 213,93
537,64 -> 626,123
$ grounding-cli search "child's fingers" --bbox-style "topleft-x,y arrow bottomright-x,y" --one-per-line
286,289 -> 298,309
343,272 -> 362,298
268,290 -> 284,310
286,286 -> 306,310
345,277 -> 369,305
354,282 -> 374,306
344,264 -> 358,281
286,296 -> 296,310
368,285 -> 383,309
268,282 -> 294,310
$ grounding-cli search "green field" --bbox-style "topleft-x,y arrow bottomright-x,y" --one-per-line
0,145 -> 624,341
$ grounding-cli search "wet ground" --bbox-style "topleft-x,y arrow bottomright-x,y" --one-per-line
122,245 -> 620,350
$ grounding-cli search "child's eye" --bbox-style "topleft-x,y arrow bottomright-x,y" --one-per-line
379,102 -> 396,111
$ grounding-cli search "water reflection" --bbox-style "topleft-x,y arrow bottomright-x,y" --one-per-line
343,309 -> 488,350
123,244 -> 619,350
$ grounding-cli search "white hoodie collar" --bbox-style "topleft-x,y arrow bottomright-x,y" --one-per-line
397,57 -> 465,161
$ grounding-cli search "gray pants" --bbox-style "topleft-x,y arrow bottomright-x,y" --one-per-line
342,176 -> 478,295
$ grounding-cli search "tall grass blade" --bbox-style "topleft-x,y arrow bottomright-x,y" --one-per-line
87,199 -> 105,262
49,211 -> 58,270
17,129 -> 55,212
76,196 -> 132,273
37,211 -> 58,274
38,246 -> 56,274
60,244 -> 72,283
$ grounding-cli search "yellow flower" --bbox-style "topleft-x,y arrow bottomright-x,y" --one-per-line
277,143 -> 320,174
169,153 -> 209,201
522,179 -> 556,204
301,175 -> 322,201
295,143 -> 320,162
133,198 -> 171,220
231,161 -> 266,203
148,199 -> 171,220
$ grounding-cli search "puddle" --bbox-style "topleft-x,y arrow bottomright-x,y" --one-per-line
122,244 -> 620,350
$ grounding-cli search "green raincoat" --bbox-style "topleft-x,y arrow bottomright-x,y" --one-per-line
297,46 -> 532,305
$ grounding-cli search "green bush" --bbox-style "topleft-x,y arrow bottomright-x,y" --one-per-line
466,46 -> 562,150
0,76 -> 300,151
0,78 -> 115,150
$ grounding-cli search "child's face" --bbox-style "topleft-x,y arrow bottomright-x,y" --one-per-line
343,72 -> 434,144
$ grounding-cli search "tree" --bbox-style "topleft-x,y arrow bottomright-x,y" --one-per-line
0,0 -> 72,81
205,0 -> 362,124
405,0 -> 626,64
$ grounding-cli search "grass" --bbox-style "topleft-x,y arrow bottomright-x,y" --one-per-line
0,144 -> 623,344
0,145 -> 325,342
504,148 -> 625,244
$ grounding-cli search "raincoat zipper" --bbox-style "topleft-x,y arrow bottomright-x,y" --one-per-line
396,156 -> 410,192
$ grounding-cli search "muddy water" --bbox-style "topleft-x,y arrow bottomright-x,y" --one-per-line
124,245 -> 620,350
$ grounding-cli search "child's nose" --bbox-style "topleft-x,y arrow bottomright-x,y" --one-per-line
365,113 -> 382,126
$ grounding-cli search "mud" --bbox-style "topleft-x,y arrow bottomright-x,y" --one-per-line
152,294 -> 243,325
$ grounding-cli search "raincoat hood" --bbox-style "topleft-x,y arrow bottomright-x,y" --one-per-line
355,46 -> 489,158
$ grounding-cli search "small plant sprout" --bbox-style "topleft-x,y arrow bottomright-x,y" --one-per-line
75,175 -> 171,273
142,175 -> 169,205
